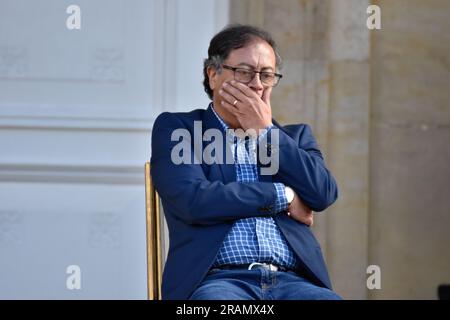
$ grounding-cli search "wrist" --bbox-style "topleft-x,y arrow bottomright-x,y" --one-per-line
285,186 -> 295,207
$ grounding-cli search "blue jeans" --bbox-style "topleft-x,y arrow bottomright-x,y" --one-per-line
189,268 -> 342,300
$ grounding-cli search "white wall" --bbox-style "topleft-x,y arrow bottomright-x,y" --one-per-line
0,0 -> 228,299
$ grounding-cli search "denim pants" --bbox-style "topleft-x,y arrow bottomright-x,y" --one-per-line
189,268 -> 342,300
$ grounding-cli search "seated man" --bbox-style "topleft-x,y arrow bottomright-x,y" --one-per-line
150,24 -> 341,300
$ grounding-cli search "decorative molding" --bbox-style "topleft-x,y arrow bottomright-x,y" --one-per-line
0,103 -> 155,131
0,163 -> 145,185
0,117 -> 154,131
0,45 -> 126,83
90,48 -> 125,82
0,46 -> 28,78
0,210 -> 22,245
88,211 -> 121,248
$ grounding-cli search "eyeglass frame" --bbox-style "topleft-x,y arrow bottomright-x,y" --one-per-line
221,64 -> 283,87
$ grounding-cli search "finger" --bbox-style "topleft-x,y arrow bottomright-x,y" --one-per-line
229,80 -> 259,99
219,88 -> 240,108
222,82 -> 249,103
262,86 -> 272,105
308,212 -> 314,225
301,202 -> 313,214
305,217 -> 312,226
220,99 -> 242,117
298,213 -> 313,226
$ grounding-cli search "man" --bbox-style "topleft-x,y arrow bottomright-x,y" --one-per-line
150,24 -> 340,300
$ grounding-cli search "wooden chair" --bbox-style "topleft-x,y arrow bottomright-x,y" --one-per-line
144,162 -> 163,300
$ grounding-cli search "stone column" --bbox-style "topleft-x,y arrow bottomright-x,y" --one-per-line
326,0 -> 371,299
369,0 -> 450,299
229,0 -> 371,299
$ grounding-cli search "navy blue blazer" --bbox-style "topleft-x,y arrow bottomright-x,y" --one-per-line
150,105 -> 338,300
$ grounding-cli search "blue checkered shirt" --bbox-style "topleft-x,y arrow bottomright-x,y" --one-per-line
210,104 -> 298,269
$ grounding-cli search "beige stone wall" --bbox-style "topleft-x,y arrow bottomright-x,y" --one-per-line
229,0 -> 450,299
369,0 -> 450,299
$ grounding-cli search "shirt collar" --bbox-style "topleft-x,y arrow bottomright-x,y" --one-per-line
210,103 -> 229,131
210,103 -> 237,143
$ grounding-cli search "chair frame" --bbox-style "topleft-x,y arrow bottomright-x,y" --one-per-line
144,162 -> 163,300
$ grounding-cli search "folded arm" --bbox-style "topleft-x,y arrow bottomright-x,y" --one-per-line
272,124 -> 338,212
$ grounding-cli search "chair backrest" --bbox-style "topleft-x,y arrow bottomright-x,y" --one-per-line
144,162 -> 163,300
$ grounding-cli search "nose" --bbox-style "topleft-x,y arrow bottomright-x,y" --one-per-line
248,72 -> 264,91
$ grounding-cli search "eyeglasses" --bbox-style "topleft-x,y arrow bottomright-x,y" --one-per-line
222,64 -> 283,87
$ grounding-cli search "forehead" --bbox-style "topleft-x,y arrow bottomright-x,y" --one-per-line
226,39 -> 276,69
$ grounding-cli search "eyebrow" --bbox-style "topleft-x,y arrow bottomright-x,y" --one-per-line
236,62 -> 274,71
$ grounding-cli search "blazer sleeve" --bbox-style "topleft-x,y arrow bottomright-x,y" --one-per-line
274,124 -> 338,212
150,112 -> 279,226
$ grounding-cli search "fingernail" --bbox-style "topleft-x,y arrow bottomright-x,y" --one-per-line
223,82 -> 228,87
219,89 -> 223,95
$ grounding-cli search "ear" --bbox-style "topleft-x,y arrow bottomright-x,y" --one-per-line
207,65 -> 218,91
